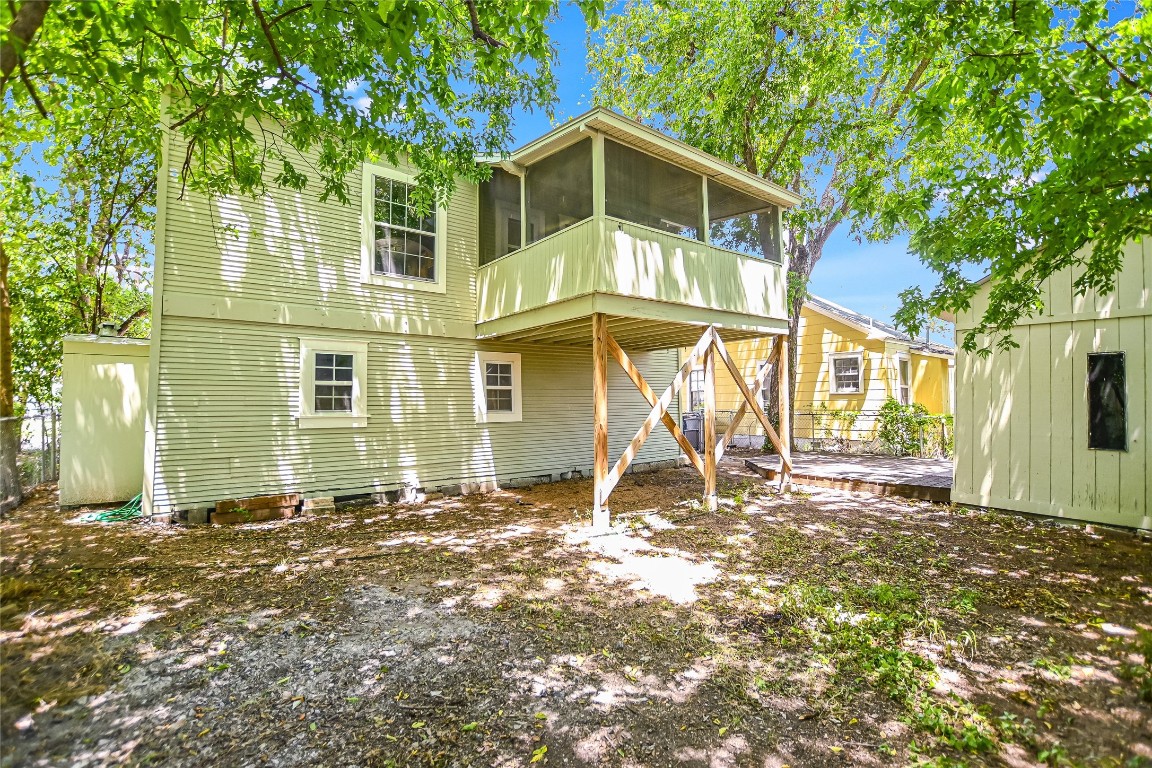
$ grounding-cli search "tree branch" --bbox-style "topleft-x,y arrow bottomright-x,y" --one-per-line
1082,38 -> 1152,98
0,0 -> 50,94
17,54 -> 46,117
463,0 -> 505,48
251,0 -> 315,90
117,306 -> 149,336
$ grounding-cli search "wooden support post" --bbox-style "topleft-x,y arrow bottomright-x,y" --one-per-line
592,313 -> 610,530
712,332 -> 791,471
703,332 -> 718,511
778,334 -> 793,492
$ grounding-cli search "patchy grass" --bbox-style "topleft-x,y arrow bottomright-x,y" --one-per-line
1,465 -> 1150,767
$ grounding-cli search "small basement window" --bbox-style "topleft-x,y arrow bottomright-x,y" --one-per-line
298,338 -> 369,429
1087,352 -> 1126,451
475,351 -> 522,422
830,352 -> 863,394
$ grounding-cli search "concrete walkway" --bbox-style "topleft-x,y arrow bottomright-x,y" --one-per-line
745,451 -> 953,503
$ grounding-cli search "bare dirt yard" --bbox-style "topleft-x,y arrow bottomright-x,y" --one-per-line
2,459 -> 1150,768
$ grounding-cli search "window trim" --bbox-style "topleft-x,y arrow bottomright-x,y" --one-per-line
688,366 -> 705,411
896,353 -> 911,405
298,337 -> 369,429
361,163 -> 447,294
475,351 -> 522,423
829,351 -> 864,395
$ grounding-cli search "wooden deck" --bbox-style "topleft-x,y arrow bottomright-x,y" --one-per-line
745,451 -> 953,503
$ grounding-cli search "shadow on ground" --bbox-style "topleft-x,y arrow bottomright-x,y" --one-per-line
2,461 -> 1150,767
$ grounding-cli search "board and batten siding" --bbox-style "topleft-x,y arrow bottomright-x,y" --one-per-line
952,239 -> 1150,530
146,125 -> 680,513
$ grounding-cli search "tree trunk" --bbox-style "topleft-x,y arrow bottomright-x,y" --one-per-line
0,239 -> 22,513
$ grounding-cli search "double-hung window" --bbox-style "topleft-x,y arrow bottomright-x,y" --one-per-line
362,164 -> 446,293
475,351 -> 522,422
688,367 -> 705,411
829,352 -> 864,395
298,338 -> 369,429
896,355 -> 911,405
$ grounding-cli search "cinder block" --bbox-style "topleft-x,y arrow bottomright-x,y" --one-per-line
186,509 -> 209,525
460,480 -> 498,495
302,497 -> 336,514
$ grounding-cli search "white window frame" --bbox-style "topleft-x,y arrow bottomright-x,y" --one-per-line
361,163 -> 447,294
896,353 -> 911,405
756,359 -> 775,411
298,337 -> 369,429
688,366 -> 705,411
829,351 -> 864,395
474,351 -> 522,423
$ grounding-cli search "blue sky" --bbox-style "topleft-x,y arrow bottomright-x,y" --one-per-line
509,4 -> 944,332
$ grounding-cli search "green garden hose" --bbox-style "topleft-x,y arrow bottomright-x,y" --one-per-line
79,493 -> 143,523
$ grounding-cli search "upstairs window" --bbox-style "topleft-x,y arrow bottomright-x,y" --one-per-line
526,139 -> 593,242
479,167 -> 524,265
707,179 -> 781,262
605,139 -> 703,240
830,352 -> 863,394
1088,352 -> 1126,450
362,164 -> 446,293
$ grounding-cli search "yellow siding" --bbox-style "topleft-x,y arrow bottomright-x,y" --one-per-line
147,125 -> 681,513
952,239 -> 1150,529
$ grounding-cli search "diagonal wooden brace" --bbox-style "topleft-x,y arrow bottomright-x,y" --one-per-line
606,333 -> 705,476
601,326 -> 715,504
715,341 -> 780,465
711,331 -> 793,474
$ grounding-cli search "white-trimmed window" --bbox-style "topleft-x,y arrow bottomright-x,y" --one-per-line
688,367 -> 705,410
896,354 -> 911,405
298,338 -> 369,429
829,351 -> 864,394
756,360 -> 776,411
475,351 -> 522,422
362,164 -> 447,293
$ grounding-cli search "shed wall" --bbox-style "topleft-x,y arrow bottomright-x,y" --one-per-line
952,239 -> 1150,529
60,337 -> 150,505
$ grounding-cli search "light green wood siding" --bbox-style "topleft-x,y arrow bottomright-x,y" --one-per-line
148,129 -> 681,513
953,239 -> 1150,530
475,215 -> 788,328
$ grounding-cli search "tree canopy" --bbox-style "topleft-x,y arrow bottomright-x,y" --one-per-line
589,0 -> 957,321
3,0 -> 602,198
879,0 -> 1152,350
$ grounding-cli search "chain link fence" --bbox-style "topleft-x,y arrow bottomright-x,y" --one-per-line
794,410 -> 953,459
1,410 -> 61,492
681,408 -> 954,459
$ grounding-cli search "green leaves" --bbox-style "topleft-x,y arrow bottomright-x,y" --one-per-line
4,0 -> 601,201
880,0 -> 1152,349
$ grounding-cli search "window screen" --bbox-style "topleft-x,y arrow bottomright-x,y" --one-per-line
315,353 -> 354,413
485,362 -> 514,413
371,176 -> 437,280
605,139 -> 703,240
832,356 -> 862,393
479,168 -> 522,265
1087,352 -> 1126,450
707,179 -> 781,262
526,139 -> 593,242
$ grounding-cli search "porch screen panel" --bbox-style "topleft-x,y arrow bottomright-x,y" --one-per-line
707,179 -> 781,262
526,139 -> 593,242
605,139 -> 703,240
479,168 -> 523,265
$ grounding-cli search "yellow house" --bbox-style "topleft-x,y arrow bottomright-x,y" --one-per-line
683,295 -> 954,447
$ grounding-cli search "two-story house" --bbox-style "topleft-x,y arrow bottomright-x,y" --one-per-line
119,108 -> 799,524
